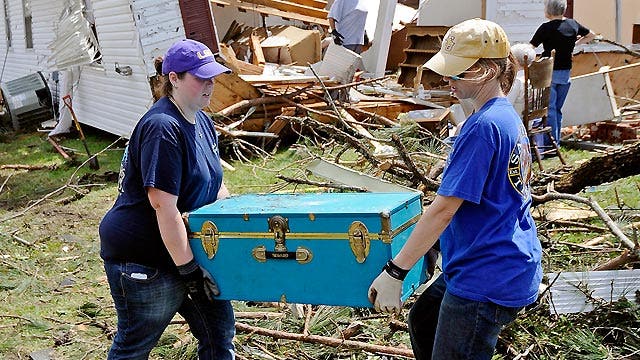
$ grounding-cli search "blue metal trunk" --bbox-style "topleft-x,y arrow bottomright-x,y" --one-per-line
187,192 -> 427,307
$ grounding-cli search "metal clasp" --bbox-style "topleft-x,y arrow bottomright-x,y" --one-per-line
200,221 -> 219,259
268,215 -> 289,253
349,221 -> 370,263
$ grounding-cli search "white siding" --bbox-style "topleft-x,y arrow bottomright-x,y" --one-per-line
548,269 -> 640,314
493,0 -> 546,45
417,0 -> 483,27
72,0 -> 153,137
417,0 -> 546,45
130,0 -> 184,76
0,0 -> 155,137
31,0 -> 63,70
0,0 -> 53,81
74,66 -> 153,137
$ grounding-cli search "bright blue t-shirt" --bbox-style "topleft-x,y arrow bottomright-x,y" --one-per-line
438,97 -> 542,307
99,97 -> 224,268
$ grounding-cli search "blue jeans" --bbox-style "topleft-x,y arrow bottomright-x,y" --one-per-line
104,261 -> 235,360
343,44 -> 363,54
547,69 -> 571,145
408,275 -> 521,360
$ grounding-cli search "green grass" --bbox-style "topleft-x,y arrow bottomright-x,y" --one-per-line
0,130 -> 638,359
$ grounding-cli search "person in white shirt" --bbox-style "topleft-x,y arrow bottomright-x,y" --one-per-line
506,43 -> 537,118
327,0 -> 368,54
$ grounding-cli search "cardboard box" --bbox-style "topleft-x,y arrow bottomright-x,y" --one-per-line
261,25 -> 321,65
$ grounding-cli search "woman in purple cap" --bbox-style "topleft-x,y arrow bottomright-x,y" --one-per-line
99,39 -> 235,359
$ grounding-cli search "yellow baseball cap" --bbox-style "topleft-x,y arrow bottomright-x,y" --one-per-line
424,18 -> 510,76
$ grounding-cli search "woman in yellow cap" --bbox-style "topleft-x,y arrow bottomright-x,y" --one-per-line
368,18 -> 541,359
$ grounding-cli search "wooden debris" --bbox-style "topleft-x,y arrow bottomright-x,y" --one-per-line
212,0 -> 329,27
0,164 -> 57,170
235,321 -> 415,358
47,137 -> 72,161
554,141 -> 640,194
533,191 -> 639,260
218,44 -> 263,75
276,174 -> 367,192
207,72 -> 261,113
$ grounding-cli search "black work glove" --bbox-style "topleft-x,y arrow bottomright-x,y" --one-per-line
331,29 -> 344,45
177,259 -> 220,301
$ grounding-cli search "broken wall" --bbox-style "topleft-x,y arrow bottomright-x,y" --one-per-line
574,0 -> 640,44
417,0 -> 547,45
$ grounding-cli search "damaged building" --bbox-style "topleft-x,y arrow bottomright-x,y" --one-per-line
0,0 -> 637,148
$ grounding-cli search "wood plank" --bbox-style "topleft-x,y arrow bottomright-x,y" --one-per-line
212,0 -> 329,27
219,43 -> 264,75
291,0 -> 327,9
353,102 -> 431,122
249,30 -> 266,66
238,74 -> 335,85
238,0 -> 328,19
206,73 -> 261,113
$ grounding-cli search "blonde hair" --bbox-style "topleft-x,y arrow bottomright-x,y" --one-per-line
457,53 -> 517,94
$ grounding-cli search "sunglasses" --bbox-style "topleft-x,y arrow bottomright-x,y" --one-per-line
445,73 -> 465,81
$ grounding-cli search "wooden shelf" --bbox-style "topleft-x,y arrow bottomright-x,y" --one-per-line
397,25 -> 449,89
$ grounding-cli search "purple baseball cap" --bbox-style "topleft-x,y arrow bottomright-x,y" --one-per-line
162,39 -> 231,79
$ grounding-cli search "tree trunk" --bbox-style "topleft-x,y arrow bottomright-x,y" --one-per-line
555,142 -> 640,194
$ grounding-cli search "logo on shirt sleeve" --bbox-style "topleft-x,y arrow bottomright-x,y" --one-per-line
508,132 -> 532,198
117,145 -> 129,194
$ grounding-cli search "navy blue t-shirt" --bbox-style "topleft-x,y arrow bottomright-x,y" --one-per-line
99,97 -> 224,268
530,19 -> 590,70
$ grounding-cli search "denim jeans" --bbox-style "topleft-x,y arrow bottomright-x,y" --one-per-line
343,44 -> 363,54
547,69 -> 571,145
104,261 -> 235,360
408,275 -> 521,360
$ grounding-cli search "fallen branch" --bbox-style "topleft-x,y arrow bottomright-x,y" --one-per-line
10,232 -> 35,247
294,116 -> 415,181
593,249 -> 639,270
582,221 -> 640,247
282,99 -> 341,123
307,63 -> 349,128
0,173 -> 13,195
235,321 -> 415,358
549,219 -> 607,232
48,136 -> 72,161
0,137 -> 123,224
323,76 -> 389,91
234,311 -> 285,320
598,38 -> 640,57
533,192 -> 639,257
0,164 -> 56,170
218,86 -> 312,117
391,134 -> 439,191
343,104 -> 398,127
276,175 -> 367,192
554,141 -> 640,194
